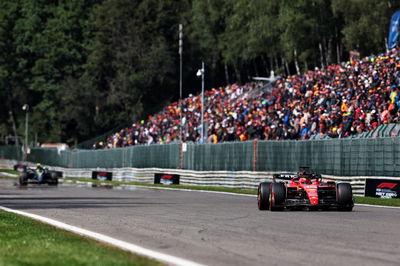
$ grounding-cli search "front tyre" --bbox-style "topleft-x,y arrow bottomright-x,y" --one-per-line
270,183 -> 286,211
19,172 -> 28,186
337,183 -> 353,211
48,172 -> 59,186
258,182 -> 271,210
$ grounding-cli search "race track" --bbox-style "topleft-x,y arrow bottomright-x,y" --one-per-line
1,178 -> 399,266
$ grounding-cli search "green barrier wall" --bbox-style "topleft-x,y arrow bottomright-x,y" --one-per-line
0,145 -> 22,161
183,142 -> 255,171
26,144 -> 180,169
255,138 -> 400,176
2,137 -> 400,176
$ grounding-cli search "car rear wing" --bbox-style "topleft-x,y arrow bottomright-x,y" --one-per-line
273,173 -> 298,181
273,173 -> 322,181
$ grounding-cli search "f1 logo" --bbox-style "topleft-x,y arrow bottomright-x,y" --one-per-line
377,183 -> 397,189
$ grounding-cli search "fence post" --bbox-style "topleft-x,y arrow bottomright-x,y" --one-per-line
253,138 -> 258,171
179,141 -> 183,169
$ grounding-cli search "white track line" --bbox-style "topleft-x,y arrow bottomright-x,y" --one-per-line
355,203 -> 400,209
0,206 -> 205,266
0,172 -> 17,177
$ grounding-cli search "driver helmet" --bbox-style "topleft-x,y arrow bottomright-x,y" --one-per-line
300,177 -> 311,184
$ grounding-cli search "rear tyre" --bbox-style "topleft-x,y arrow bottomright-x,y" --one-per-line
258,182 -> 271,210
55,171 -> 63,178
19,172 -> 28,186
48,172 -> 59,186
337,183 -> 353,211
270,183 -> 286,211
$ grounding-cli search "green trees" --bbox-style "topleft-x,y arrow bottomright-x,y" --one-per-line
0,0 -> 97,144
83,0 -> 177,134
29,1 -> 95,143
0,0 -> 399,146
332,0 -> 400,55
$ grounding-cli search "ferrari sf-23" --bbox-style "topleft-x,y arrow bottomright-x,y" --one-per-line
258,167 -> 354,211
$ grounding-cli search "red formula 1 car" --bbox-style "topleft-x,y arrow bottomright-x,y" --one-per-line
258,167 -> 354,211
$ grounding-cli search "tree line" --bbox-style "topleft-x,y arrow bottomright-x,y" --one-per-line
0,0 -> 399,146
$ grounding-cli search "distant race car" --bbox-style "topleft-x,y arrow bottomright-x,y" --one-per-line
257,167 -> 354,211
13,164 -> 27,172
19,165 -> 60,186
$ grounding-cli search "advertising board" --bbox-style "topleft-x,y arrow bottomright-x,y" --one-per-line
92,171 -> 113,181
365,179 -> 400,198
154,173 -> 180,185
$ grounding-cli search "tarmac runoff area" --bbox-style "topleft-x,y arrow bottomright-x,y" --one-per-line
1,178 -> 400,266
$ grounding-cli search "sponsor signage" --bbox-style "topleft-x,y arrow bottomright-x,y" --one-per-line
154,173 -> 180,185
92,171 -> 113,181
13,164 -> 26,172
365,179 -> 400,198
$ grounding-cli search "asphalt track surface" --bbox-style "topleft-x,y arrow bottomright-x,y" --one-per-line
1,179 -> 400,266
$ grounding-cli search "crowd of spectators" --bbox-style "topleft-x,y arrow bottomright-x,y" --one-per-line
94,48 -> 400,149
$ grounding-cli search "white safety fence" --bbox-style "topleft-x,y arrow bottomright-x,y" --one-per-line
3,159 -> 399,196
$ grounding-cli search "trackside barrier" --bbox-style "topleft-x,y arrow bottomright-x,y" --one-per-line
0,137 -> 396,176
1,136 -> 400,196
1,159 -> 397,196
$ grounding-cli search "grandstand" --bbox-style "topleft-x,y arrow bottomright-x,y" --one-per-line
94,48 -> 400,149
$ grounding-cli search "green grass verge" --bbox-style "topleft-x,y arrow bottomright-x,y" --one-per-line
354,196 -> 400,207
66,178 -> 400,207
0,210 -> 163,266
0,169 -> 18,176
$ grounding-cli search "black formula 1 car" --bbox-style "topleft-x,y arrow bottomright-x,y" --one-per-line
258,167 -> 354,211
19,165 -> 60,186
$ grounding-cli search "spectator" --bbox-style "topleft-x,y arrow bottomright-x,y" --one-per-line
97,48 -> 400,148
